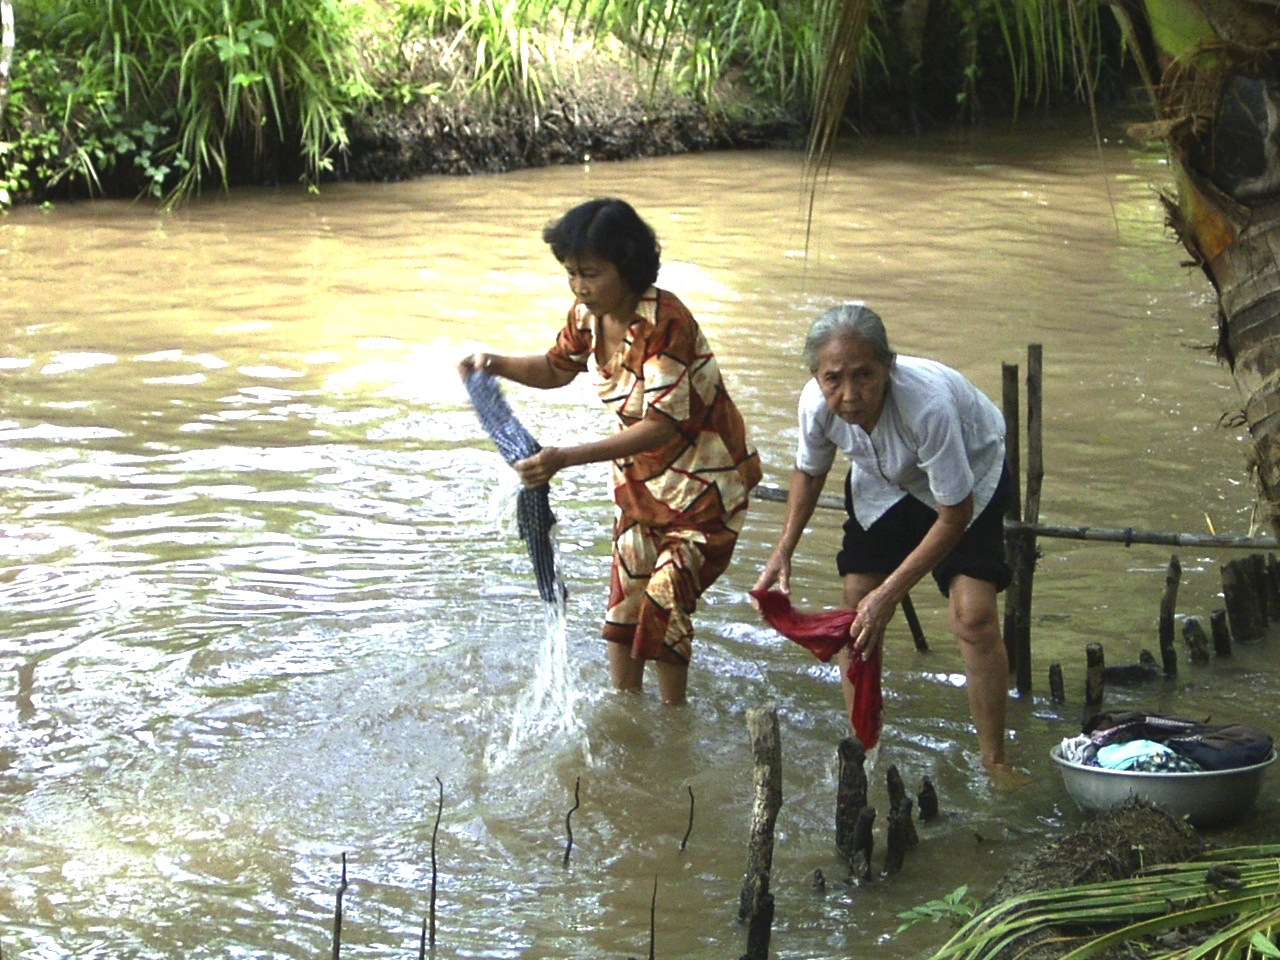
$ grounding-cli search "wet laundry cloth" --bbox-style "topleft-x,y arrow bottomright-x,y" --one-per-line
464,371 -> 566,604
1096,739 -> 1175,771
1058,734 -> 1097,766
750,589 -> 882,751
1083,711 -> 1273,771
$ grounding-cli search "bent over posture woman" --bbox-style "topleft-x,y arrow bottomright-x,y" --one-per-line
460,198 -> 761,705
753,303 -> 1012,771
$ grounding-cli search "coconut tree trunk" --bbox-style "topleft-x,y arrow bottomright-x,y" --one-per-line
0,0 -> 14,120
1101,0 -> 1280,533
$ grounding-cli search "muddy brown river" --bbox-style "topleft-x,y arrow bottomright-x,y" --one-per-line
0,109 -> 1275,959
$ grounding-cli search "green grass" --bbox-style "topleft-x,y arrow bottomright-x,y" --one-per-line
0,0 -> 1121,207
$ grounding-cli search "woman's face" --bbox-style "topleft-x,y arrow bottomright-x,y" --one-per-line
814,333 -> 891,432
563,252 -> 638,322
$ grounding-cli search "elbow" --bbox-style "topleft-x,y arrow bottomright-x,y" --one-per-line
937,497 -> 974,532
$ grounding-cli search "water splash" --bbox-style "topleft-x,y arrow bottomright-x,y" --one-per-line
480,482 -> 581,769
506,600 -> 577,745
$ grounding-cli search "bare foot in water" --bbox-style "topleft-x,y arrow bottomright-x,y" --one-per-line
985,761 -> 1033,790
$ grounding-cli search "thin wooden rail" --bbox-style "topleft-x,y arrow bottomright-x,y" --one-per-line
751,484 -> 1278,551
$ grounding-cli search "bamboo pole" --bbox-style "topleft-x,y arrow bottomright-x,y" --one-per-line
752,486 -> 1279,549
331,853 -> 349,960
900,593 -> 929,652
1012,344 -> 1043,695
1001,362 -> 1023,672
430,776 -> 442,951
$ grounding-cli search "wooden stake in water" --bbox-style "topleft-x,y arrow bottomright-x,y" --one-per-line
739,707 -> 780,960
563,776 -> 581,867
331,852 -> 348,960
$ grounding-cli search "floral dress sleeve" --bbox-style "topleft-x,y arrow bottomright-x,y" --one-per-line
546,303 -> 594,373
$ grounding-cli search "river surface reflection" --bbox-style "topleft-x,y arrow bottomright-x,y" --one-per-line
0,110 -> 1276,959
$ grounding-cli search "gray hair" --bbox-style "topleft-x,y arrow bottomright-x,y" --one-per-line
802,302 -> 894,372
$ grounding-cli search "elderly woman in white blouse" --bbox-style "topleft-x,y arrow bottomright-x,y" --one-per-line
753,303 -> 1013,772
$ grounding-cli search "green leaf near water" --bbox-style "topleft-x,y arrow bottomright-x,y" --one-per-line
1251,932 -> 1280,958
895,885 -> 978,934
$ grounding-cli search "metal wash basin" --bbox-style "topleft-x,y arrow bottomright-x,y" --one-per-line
1050,745 -> 1277,828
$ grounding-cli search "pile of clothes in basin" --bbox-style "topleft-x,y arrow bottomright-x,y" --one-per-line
1059,711 -> 1274,773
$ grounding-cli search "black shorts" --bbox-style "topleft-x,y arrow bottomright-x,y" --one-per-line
836,465 -> 1012,597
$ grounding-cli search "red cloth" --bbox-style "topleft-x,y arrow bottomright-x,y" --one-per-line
750,589 -> 883,751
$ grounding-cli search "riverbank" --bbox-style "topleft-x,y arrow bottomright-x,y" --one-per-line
342,74 -> 804,182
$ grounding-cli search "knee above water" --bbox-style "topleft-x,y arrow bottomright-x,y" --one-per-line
949,598 -> 1000,639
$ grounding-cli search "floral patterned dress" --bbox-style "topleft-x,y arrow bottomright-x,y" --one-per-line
546,287 -> 761,664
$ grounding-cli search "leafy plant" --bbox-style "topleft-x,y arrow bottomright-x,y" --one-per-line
926,844 -> 1280,960
3,0 -> 374,207
897,884 -> 981,934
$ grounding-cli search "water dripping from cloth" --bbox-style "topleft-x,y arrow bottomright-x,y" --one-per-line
466,371 -> 580,762
480,484 -> 580,768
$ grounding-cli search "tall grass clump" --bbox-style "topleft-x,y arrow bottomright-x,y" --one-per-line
405,0 -> 555,105
1,0 -> 372,206
563,0 -> 845,112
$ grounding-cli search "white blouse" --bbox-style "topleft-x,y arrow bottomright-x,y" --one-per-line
795,355 -> 1006,528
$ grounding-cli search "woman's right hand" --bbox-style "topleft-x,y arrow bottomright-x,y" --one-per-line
457,352 -> 495,378
751,549 -> 792,607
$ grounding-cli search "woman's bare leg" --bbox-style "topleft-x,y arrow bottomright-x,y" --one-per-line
948,575 -> 1009,769
608,641 -> 644,693
654,660 -> 688,705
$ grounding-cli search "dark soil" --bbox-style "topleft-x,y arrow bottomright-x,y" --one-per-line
980,799 -> 1211,960
342,75 -> 803,182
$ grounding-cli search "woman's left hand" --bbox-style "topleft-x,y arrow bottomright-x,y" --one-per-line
850,585 -> 898,660
514,447 -> 566,487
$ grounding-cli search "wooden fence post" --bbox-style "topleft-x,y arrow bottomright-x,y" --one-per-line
1011,345 -> 1043,695
739,707 -> 781,960
1001,362 -> 1023,674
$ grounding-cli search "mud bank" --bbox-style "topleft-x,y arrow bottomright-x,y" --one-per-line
342,80 -> 803,182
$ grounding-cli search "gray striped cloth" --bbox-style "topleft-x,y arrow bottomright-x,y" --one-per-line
464,370 -> 566,603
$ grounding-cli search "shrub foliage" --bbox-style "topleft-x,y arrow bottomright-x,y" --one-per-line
0,0 -> 1117,207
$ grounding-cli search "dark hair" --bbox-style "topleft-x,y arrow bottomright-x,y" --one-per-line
542,198 -> 661,294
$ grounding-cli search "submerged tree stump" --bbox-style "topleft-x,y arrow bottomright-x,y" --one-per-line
739,707 -> 781,960
1182,617 -> 1211,664
885,765 -> 918,850
850,806 -> 876,883
918,776 -> 939,821
1222,558 -> 1267,641
1158,554 -> 1180,676
1209,608 -> 1233,657
1267,554 -> 1280,620
1085,643 -> 1104,705
884,797 -> 915,875
835,737 -> 868,865
1048,662 -> 1065,703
